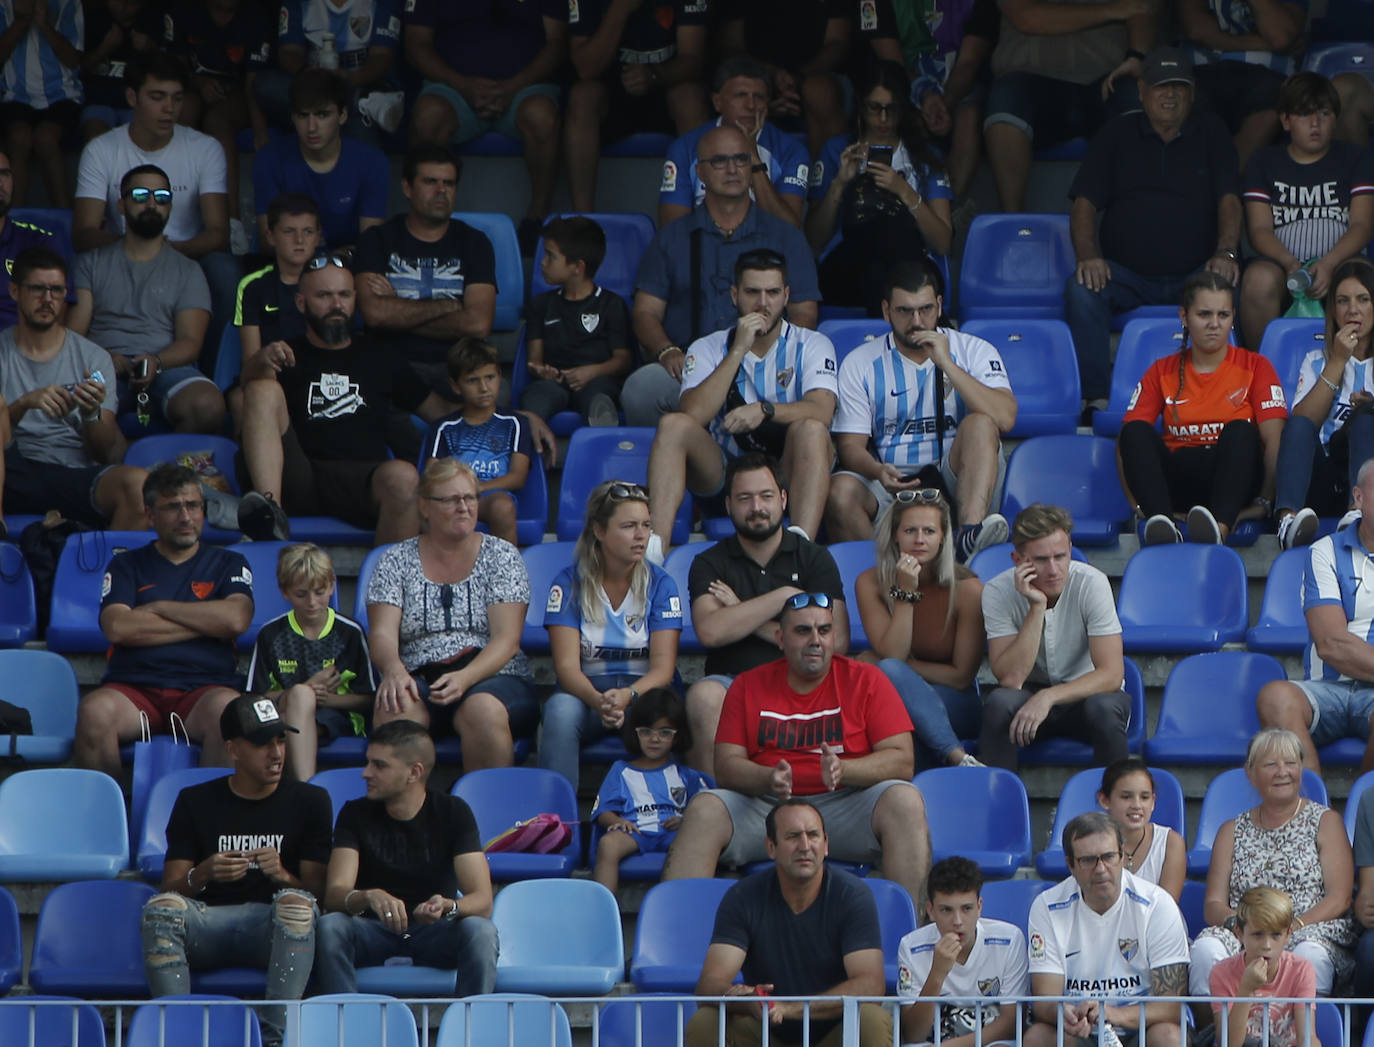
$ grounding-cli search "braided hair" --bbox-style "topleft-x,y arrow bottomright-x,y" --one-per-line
1172,271 -> 1234,431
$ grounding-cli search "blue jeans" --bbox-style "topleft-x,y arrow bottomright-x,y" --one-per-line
314,910 -> 498,996
621,363 -> 681,427
1064,263 -> 1191,401
537,673 -> 634,788
1275,412 -> 1374,515
1356,928 -> 1374,997
877,658 -> 981,769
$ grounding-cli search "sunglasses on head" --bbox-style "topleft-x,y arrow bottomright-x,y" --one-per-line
306,255 -> 347,271
894,488 -> 943,504
784,592 -> 833,612
128,187 -> 172,204
607,481 -> 647,500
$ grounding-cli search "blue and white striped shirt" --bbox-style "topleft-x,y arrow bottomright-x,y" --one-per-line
1294,348 -> 1374,447
544,563 -> 682,677
1304,522 -> 1374,681
0,0 -> 82,107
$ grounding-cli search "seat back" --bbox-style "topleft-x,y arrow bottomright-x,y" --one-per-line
0,996 -> 106,1047
596,997 -> 697,1047
351,543 -> 395,626
492,879 -> 624,967
123,434 -> 242,495
1246,547 -> 1311,654
1036,765 -> 1185,877
1258,318 -> 1323,403
959,214 -> 1074,319
47,531 -> 155,652
0,649 -> 78,761
0,886 -> 19,994
1305,42 -> 1374,82
529,213 -> 654,304
228,542 -> 341,648
135,768 -> 235,880
437,995 -> 573,1047
0,769 -> 130,876
817,319 -> 889,365
557,428 -> 689,544
287,994 -> 419,1047
1345,770 -> 1374,843
213,323 -> 243,390
978,879 -> 1053,935
10,207 -> 74,259
1146,652 -> 1287,765
662,544 -> 704,653
451,212 -> 524,331
127,995 -> 262,1047
826,541 -> 876,651
914,766 -> 1032,873
519,541 -> 576,653
866,878 -> 917,991
30,880 -> 157,997
1192,766 -> 1329,859
308,768 -> 368,822
1177,880 -> 1207,939
961,319 -> 1080,436
451,767 -> 581,865
0,542 -> 37,646
1000,435 -> 1132,540
1093,318 -> 1186,436
630,878 -> 735,991
1118,545 -> 1249,653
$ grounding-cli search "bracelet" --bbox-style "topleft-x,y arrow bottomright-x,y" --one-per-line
344,889 -> 363,914
1320,373 -> 1341,394
1214,249 -> 1239,261
187,866 -> 205,894
1295,916 -> 1306,929
889,585 -> 922,604
658,344 -> 682,361
908,195 -> 921,217
79,408 -> 100,425
444,897 -> 460,920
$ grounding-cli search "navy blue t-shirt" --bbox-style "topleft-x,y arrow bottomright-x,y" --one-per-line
102,542 -> 254,689
421,410 -> 533,482
252,136 -> 390,249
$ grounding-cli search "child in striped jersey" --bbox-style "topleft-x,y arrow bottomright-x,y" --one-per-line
591,688 -> 712,894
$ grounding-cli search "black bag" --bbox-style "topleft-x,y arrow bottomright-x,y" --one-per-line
19,517 -> 92,634
0,699 -> 33,765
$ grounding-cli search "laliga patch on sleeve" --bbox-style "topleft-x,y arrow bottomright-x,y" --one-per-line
568,0 -> 580,22
660,161 -> 678,193
1029,932 -> 1044,959
278,5 -> 289,34
860,0 -> 877,31
667,595 -> 682,618
101,572 -> 112,598
252,698 -> 278,723
683,354 -> 697,376
1127,383 -> 1141,410
809,161 -> 824,188
546,584 -> 564,614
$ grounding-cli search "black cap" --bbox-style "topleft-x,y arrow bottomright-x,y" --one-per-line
221,695 -> 299,745
1142,47 -> 1194,87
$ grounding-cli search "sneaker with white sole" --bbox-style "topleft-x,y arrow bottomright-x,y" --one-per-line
958,753 -> 985,767
1278,507 -> 1319,550
238,491 -> 290,541
229,217 -> 251,256
1186,504 -> 1222,544
953,513 -> 1008,563
587,393 -> 618,427
1339,508 -> 1362,530
357,89 -> 405,133
1142,514 -> 1182,545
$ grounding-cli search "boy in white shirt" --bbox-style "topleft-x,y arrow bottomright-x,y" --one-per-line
897,856 -> 1029,1047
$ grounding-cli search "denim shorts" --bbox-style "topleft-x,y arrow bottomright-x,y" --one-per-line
1296,678 -> 1374,746
417,81 -> 560,143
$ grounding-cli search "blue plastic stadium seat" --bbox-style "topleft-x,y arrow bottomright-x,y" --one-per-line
127,995 -> 262,1047
1111,305 -> 1179,332
1000,435 -> 1133,546
1021,658 -> 1146,765
962,319 -> 1080,436
1118,545 -> 1248,653
135,768 -> 233,881
287,994 -> 419,1047
1305,42 -> 1374,82
530,212 -> 654,304
1314,1001 -> 1342,1047
816,319 -> 889,365
1093,318 -> 1186,437
0,650 -> 78,762
1246,547 -> 1310,654
308,767 -> 368,823
1258,318 -> 1323,404
0,887 -> 18,993
123,433 -> 244,541
1345,771 -> 1374,843
827,540 -> 875,651
967,541 -> 1087,584
11,207 -> 74,260
438,994 -> 573,1047
0,769 -> 129,881
509,331 -> 585,436
978,879 -> 1052,935
597,997 -> 697,1047
351,543 -> 390,626
281,517 -> 376,544
457,132 -> 523,157
1178,880 -> 1207,938
519,541 -> 575,653
1186,766 -> 1328,876
601,131 -> 674,157
229,541 -> 341,648
630,878 -> 734,991
1145,652 -> 1286,765
587,819 -> 666,883
0,996 -> 105,1046
1035,137 -> 1088,161
1035,765 -> 1185,879
557,427 -> 690,544
213,323 -> 242,391
452,768 -> 581,880
29,880 -> 156,997
0,543 -> 36,646
868,878 -> 917,992
914,767 -> 1032,877
452,212 -> 524,330
491,879 -> 624,994
355,963 -> 458,996
46,531 -> 155,652
959,214 -> 1074,321
663,544 -> 703,653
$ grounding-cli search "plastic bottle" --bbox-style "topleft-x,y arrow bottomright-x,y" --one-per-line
317,33 -> 339,70
1287,266 -> 1314,296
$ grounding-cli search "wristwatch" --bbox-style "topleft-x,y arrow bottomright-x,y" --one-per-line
759,401 -> 776,419
751,162 -> 768,174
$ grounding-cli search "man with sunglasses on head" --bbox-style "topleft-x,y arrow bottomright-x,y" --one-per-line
825,259 -> 1017,562
74,463 -> 254,778
236,257 -> 455,547
68,163 -> 227,435
1025,811 -> 1189,1047
664,587 -> 931,906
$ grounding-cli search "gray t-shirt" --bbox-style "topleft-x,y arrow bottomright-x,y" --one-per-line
981,560 -> 1122,687
1354,788 -> 1374,867
73,241 -> 211,359
0,328 -> 117,467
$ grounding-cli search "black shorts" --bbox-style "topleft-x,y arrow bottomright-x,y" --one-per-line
2,446 -> 109,525
1193,61 -> 1284,135
598,72 -> 676,144
236,429 -> 384,528
0,99 -> 82,129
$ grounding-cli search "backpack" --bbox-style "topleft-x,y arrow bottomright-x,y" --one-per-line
18,517 -> 91,634
484,813 -> 573,854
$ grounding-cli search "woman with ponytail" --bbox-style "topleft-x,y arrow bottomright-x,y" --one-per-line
1117,271 -> 1289,544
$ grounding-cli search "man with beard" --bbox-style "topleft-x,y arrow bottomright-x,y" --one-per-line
0,150 -> 73,328
236,260 -> 454,545
68,163 -> 226,434
675,453 -> 848,777
646,248 -> 837,564
75,462 -> 254,776
0,247 -> 147,535
824,261 -> 1017,562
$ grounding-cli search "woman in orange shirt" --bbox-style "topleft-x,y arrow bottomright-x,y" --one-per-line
1118,271 -> 1289,544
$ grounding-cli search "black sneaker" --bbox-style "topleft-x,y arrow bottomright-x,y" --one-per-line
238,492 -> 290,541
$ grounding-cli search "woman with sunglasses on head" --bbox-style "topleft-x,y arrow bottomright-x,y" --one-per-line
805,60 -> 953,317
855,488 -> 985,768
1272,258 -> 1374,549
1118,270 -> 1288,545
538,480 -> 683,789
365,458 -> 537,770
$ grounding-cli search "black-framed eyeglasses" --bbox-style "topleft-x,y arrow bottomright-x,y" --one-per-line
1073,850 -> 1123,871
306,255 -> 347,271
894,488 -> 942,504
607,482 -> 647,500
864,100 -> 897,117
703,152 -> 751,170
128,187 -> 172,204
784,592 -> 833,613
21,283 -> 66,298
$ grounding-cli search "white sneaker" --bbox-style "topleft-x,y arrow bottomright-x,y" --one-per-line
1142,514 -> 1182,545
358,90 -> 405,133
1186,505 -> 1222,544
1339,508 -> 1362,530
958,753 -> 985,768
645,533 -> 665,567
229,217 -> 251,256
1278,507 -> 1319,550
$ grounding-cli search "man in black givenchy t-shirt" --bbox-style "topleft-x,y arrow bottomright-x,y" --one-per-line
315,719 -> 498,995
236,259 -> 452,544
141,695 -> 333,1040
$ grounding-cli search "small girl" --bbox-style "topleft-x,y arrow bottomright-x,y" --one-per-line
1097,756 -> 1187,900
590,688 -> 712,894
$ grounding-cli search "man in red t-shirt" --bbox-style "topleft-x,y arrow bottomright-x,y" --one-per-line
663,593 -> 931,903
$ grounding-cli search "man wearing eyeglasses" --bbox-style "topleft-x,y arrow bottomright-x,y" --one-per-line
68,163 -> 228,435
74,462 -> 254,777
1025,811 -> 1189,1047
664,588 -> 930,906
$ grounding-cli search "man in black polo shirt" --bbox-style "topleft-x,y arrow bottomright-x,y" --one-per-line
1064,47 -> 1242,409
684,452 -> 848,776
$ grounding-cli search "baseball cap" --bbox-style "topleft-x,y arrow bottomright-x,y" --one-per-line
221,695 -> 299,745
1142,47 -> 1194,87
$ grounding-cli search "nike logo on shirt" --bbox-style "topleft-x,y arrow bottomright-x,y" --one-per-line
263,305 -> 279,312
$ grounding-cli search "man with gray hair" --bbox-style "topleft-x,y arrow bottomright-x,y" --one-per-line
1026,811 -> 1190,1047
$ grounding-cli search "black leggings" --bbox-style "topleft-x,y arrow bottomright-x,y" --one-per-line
1118,419 -> 1262,527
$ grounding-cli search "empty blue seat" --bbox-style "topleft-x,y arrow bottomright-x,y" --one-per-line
1118,545 -> 1248,653
47,531 -> 154,652
0,649 -> 78,762
1000,435 -> 1133,546
913,766 -> 1032,877
287,994 -> 419,1047
557,428 -> 690,544
213,322 -> 242,390
630,877 -> 734,991
1186,766 -> 1329,876
229,541 -> 340,648
0,996 -> 105,1046
1314,1001 -> 1342,1047
1145,652 -> 1286,765
491,879 -> 624,994
816,319 -> 890,364
438,994 -> 573,1047
11,207 -> 74,260
1112,305 -> 1179,332
30,880 -> 156,997
451,768 -> 581,880
967,541 -> 1088,583
0,769 -> 129,881
1178,880 -> 1207,938
1258,318 -> 1323,404
530,212 -> 654,304
1093,318 -> 1186,437
597,996 -> 697,1047
1035,765 -> 1185,878
1246,547 -> 1310,654
127,995 -> 262,1047
520,541 -> 576,653
452,212 -> 524,331
1345,770 -> 1374,844
355,963 -> 458,996
0,887 -> 18,993
662,544 -> 703,653
978,879 -> 1052,934
959,214 -> 1074,321
828,540 -> 875,651
962,319 -> 1080,436
279,516 -> 376,545
1021,657 -> 1147,765
0,542 -> 36,646
867,878 -> 917,992
308,767 -> 367,822
135,768 -> 234,881
1306,42 -> 1374,82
